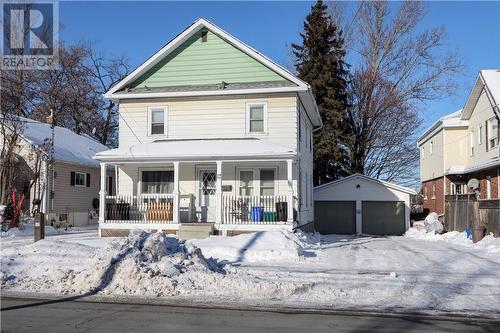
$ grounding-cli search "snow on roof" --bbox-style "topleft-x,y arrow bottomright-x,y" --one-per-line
314,173 -> 417,195
417,109 -> 466,144
17,117 -> 109,167
95,138 -> 296,162
445,157 -> 500,176
481,69 -> 500,106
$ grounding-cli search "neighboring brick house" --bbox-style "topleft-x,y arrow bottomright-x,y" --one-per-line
417,70 -> 500,215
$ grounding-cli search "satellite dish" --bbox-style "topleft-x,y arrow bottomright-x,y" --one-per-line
467,178 -> 480,190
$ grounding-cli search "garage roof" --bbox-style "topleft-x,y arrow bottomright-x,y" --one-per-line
314,174 -> 416,195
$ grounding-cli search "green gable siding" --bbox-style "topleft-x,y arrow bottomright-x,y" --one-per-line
131,30 -> 287,88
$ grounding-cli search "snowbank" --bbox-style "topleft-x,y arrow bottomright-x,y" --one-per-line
187,230 -> 315,264
1,222 -> 61,238
404,228 -> 500,253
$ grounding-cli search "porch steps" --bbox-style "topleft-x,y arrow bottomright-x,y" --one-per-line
178,223 -> 214,240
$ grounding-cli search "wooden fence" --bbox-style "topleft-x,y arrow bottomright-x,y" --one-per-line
445,195 -> 500,236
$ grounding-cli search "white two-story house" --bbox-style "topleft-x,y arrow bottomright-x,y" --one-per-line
94,18 -> 321,237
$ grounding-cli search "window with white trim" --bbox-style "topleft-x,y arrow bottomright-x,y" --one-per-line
430,141 -> 433,155
260,169 -> 275,196
75,172 -> 86,187
469,130 -> 474,156
478,125 -> 483,145
141,170 -> 173,194
238,168 -> 276,196
149,107 -> 166,135
487,117 -> 498,150
424,186 -> 428,199
486,177 -> 492,199
432,183 -> 436,199
246,103 -> 267,133
451,182 -> 466,195
239,170 -> 254,196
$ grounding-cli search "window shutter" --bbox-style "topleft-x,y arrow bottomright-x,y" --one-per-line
485,120 -> 488,151
70,172 -> 75,186
86,173 -> 91,187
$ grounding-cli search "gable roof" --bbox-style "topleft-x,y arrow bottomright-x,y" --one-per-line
313,173 -> 416,195
13,117 -> 109,168
461,69 -> 500,120
105,18 -> 321,126
417,109 -> 467,145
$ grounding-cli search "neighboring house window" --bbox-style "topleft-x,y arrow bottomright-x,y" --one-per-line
486,177 -> 492,199
469,130 -> 474,156
239,170 -> 254,196
487,117 -> 498,150
451,182 -> 466,195
424,186 -> 428,199
141,170 -> 173,194
260,169 -> 275,196
71,171 -> 90,188
246,103 -> 267,133
432,183 -> 436,199
478,125 -> 483,145
149,107 -> 166,135
430,141 -> 433,155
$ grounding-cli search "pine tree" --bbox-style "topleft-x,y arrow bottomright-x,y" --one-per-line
292,0 -> 351,185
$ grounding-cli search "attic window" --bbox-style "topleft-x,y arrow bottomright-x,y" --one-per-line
201,30 -> 208,42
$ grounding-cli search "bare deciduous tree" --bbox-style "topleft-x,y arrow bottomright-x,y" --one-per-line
339,0 -> 462,186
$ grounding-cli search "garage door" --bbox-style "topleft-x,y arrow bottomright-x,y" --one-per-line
314,201 -> 356,234
362,201 -> 405,236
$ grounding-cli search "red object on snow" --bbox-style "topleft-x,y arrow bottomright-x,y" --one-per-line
9,188 -> 25,229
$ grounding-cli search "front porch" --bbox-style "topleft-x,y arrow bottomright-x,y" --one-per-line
96,147 -> 298,236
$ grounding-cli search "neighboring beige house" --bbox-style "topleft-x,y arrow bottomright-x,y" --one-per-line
417,70 -> 500,215
1,117 -> 112,226
94,18 -> 321,237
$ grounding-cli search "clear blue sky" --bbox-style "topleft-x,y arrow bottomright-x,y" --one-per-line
60,1 -> 500,131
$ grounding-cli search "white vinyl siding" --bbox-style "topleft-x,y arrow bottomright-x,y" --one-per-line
118,94 -> 297,149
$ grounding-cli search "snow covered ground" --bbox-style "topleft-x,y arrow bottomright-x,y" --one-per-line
1,225 -> 500,316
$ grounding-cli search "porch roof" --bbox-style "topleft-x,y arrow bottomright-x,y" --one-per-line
94,138 -> 296,163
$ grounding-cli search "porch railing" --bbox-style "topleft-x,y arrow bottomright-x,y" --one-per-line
223,195 -> 289,224
105,195 -> 175,223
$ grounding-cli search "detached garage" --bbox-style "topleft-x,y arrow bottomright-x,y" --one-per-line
314,174 -> 416,236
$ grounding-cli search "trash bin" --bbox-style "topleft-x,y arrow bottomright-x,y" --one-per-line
275,202 -> 288,222
472,227 -> 486,243
251,206 -> 263,222
263,212 -> 276,222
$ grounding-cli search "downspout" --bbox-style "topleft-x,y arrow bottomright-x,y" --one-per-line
114,165 -> 119,197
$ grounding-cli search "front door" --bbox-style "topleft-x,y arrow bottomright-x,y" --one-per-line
198,169 -> 217,222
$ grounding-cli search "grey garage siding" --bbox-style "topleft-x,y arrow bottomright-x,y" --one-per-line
314,201 -> 356,234
362,201 -> 405,236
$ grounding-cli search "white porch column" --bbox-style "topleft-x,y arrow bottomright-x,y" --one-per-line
173,161 -> 180,223
286,159 -> 294,223
216,161 -> 223,224
99,162 -> 107,225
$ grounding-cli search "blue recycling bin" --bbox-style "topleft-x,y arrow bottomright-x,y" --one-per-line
251,206 -> 264,222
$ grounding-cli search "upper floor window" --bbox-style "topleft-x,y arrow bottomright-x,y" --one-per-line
246,103 -> 267,134
487,117 -> 498,150
429,141 -> 433,155
469,130 -> 474,156
478,125 -> 483,145
149,106 -> 166,136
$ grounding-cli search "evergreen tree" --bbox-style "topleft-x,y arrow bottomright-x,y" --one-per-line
292,0 -> 351,185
